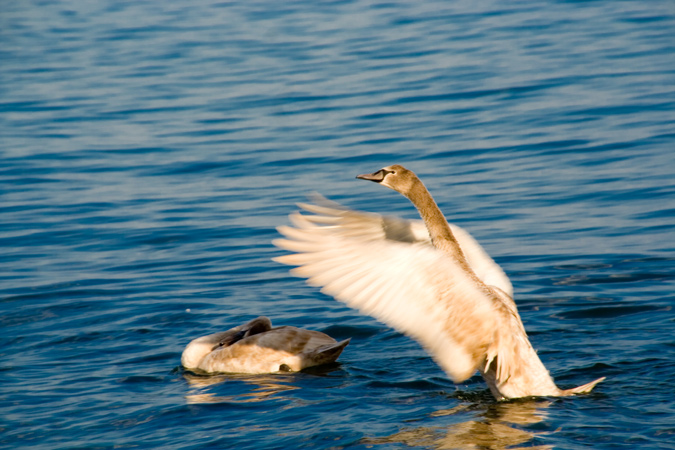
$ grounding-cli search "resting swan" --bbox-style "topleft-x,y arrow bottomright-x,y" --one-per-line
273,165 -> 605,400
182,316 -> 350,374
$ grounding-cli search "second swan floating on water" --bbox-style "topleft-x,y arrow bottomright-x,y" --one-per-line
182,316 -> 350,374
274,164 -> 604,400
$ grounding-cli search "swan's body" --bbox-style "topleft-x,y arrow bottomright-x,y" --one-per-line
273,165 -> 604,400
182,316 -> 350,374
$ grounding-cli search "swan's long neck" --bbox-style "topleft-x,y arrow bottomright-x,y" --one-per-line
405,180 -> 469,268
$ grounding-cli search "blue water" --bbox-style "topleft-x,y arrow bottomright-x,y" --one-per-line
1,0 -> 674,448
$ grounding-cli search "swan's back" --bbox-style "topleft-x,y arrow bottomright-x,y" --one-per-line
199,326 -> 347,373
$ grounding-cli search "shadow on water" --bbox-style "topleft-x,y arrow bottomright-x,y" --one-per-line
365,399 -> 554,450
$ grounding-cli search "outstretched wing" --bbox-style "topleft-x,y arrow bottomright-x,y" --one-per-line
274,208 -> 503,383
298,195 -> 513,297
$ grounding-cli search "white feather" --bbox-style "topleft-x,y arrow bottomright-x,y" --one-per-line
275,210 -> 498,383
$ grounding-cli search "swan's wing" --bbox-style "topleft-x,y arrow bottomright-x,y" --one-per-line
274,212 -> 502,383
446,224 -> 513,297
299,195 -> 513,297
299,194 -> 430,244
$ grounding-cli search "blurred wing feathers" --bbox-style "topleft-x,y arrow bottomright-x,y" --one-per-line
297,195 -> 512,296
274,205 -> 502,382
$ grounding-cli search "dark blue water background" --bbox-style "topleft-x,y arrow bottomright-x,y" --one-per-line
1,1 -> 674,449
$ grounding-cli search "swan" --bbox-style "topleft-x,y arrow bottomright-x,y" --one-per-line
273,164 -> 604,400
181,316 -> 350,374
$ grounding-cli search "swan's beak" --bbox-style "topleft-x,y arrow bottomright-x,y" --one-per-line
356,169 -> 387,182
213,329 -> 246,350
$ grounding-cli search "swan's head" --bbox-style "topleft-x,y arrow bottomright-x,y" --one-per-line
356,164 -> 418,196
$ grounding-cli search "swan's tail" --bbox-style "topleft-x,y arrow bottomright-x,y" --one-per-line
561,376 -> 606,396
307,338 -> 351,366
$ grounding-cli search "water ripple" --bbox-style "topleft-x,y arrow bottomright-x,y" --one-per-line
1,0 -> 674,449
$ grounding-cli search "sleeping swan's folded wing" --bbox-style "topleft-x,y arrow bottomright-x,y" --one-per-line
274,211 -> 500,383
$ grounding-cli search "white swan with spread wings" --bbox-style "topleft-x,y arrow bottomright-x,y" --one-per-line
274,165 -> 604,400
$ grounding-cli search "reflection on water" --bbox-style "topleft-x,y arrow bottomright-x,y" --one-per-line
367,400 -> 553,450
186,370 -> 556,449
183,372 -> 299,404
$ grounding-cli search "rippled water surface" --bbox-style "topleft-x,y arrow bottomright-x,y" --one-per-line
1,1 -> 674,449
